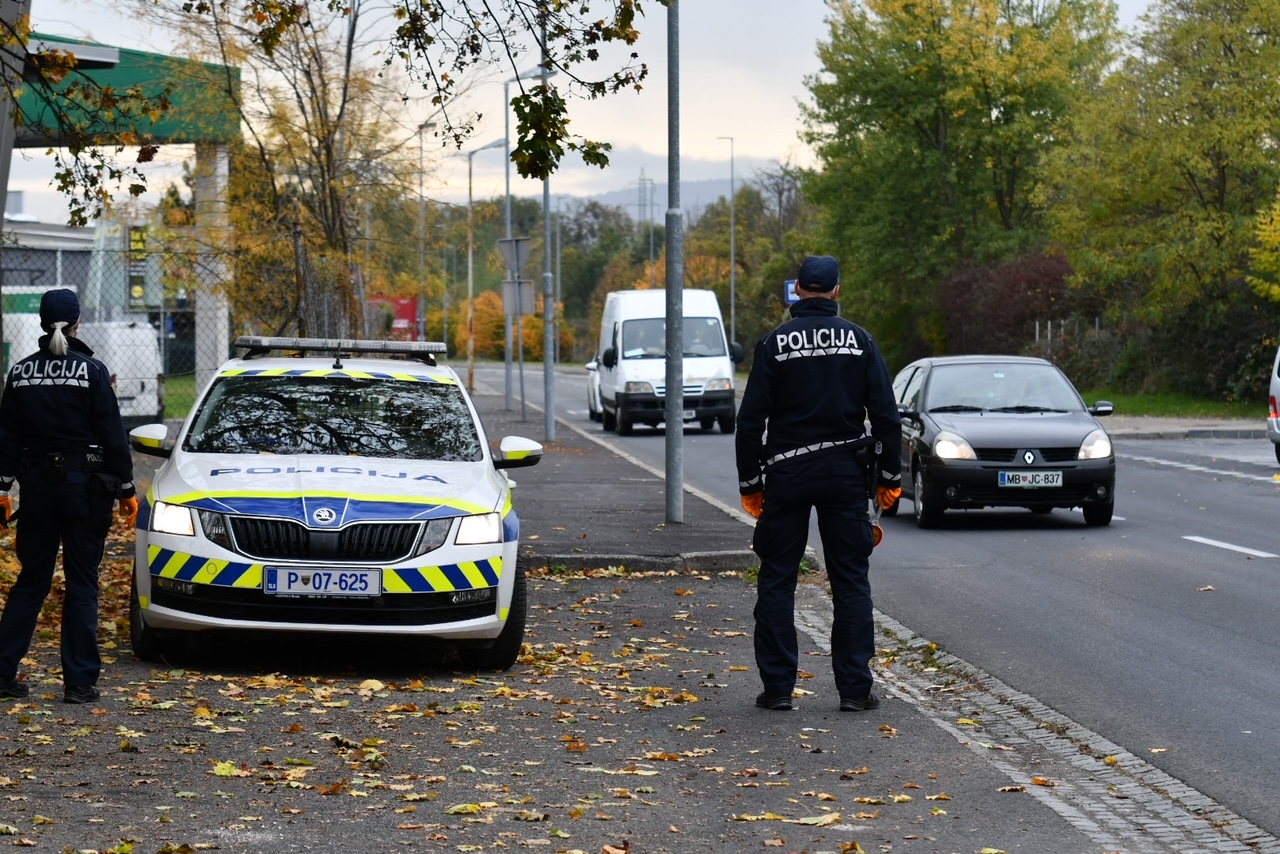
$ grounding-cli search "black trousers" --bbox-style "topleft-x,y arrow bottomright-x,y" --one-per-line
0,473 -> 106,689
752,452 -> 876,700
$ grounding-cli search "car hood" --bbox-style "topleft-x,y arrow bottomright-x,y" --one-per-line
151,452 -> 505,525
928,411 -> 1105,446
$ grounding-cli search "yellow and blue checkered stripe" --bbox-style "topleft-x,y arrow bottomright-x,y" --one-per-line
147,545 -> 503,593
220,367 -> 458,384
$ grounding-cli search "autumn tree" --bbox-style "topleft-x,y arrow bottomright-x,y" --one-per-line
803,0 -> 1117,364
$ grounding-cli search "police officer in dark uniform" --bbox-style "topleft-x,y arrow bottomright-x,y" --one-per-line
0,289 -> 139,704
735,256 -> 901,712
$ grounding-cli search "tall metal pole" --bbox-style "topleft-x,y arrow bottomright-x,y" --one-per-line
465,140 -> 504,391
417,120 -> 435,341
541,19 -> 556,443
718,135 -> 735,345
664,0 -> 684,523
503,76 -> 516,411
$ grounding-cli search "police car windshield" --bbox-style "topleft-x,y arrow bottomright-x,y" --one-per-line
924,363 -> 1083,413
182,374 -> 484,461
621,317 -> 726,359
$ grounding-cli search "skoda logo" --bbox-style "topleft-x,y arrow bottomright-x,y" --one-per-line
312,507 -> 337,525
1023,451 -> 1035,465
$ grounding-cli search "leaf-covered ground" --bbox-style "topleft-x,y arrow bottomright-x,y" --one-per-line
0,533 -> 1083,854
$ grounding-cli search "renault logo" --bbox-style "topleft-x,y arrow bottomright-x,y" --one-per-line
1023,451 -> 1035,465
312,507 -> 337,525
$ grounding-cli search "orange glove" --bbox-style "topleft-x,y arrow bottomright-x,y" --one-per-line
0,495 -> 11,527
876,486 -> 902,511
118,496 -> 139,529
740,491 -> 764,519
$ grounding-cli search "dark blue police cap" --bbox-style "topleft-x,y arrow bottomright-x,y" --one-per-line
797,256 -> 840,292
40,288 -> 80,331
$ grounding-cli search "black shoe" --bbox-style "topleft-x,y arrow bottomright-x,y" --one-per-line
63,685 -> 100,705
839,693 -> 881,712
755,691 -> 793,711
0,678 -> 29,700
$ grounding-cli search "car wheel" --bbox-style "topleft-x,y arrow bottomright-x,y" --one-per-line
719,412 -> 736,434
913,466 -> 943,529
1082,501 -> 1114,527
602,408 -> 616,431
1274,443 -> 1280,465
129,569 -> 164,663
699,417 -> 715,431
457,564 -> 527,671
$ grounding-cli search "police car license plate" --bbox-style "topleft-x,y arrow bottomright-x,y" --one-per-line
998,470 -> 1062,488
264,567 -> 381,597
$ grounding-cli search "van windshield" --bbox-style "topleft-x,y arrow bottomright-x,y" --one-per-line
621,317 -> 726,359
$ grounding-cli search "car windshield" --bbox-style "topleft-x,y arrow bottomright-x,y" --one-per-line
621,317 -> 726,359
182,373 -> 484,461
924,363 -> 1083,413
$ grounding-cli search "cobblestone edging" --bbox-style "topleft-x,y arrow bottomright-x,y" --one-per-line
795,586 -> 1280,854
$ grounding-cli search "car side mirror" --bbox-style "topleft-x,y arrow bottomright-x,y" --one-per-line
730,341 -> 745,365
1089,401 -> 1114,417
585,359 -> 598,372
129,424 -> 172,459
601,347 -> 618,369
898,404 -> 919,422
493,436 -> 543,469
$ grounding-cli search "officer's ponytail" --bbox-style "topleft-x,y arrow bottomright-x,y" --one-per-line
48,321 -> 70,357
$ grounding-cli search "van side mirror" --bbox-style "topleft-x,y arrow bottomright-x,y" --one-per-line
602,347 -> 617,369
730,341 -> 745,365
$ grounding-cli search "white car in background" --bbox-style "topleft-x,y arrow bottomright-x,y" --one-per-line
128,337 -> 542,670
1268,343 -> 1280,464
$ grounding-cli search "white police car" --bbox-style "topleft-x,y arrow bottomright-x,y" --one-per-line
127,337 -> 542,670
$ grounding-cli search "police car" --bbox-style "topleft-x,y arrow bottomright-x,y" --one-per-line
127,337 -> 542,670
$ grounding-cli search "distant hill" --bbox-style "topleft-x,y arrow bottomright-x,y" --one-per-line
584,178 -> 733,222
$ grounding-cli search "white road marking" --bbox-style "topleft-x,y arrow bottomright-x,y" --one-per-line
1121,453 -> 1280,484
1182,535 -> 1278,558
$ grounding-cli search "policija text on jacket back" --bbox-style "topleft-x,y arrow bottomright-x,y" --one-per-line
0,288 -> 139,705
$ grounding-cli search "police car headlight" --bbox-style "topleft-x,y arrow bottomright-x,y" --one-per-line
1078,429 -> 1113,460
414,517 -> 454,556
151,501 -> 196,536
704,378 -> 732,391
197,510 -> 234,549
624,381 -> 654,394
455,512 -> 501,545
933,431 -> 976,461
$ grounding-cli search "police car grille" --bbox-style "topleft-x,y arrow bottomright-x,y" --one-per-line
230,518 -> 421,562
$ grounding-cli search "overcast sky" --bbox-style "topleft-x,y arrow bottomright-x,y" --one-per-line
13,0 -> 1149,223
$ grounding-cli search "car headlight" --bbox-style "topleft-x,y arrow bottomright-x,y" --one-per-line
1078,429 -> 1113,460
624,381 -> 654,394
197,510 -> 234,549
415,517 -> 454,556
455,512 -> 502,545
704,378 -> 732,391
152,501 -> 196,536
933,431 -> 976,460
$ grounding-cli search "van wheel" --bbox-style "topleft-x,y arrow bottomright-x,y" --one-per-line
616,411 -> 634,436
699,417 -> 715,432
457,565 -> 527,671
602,408 -> 616,431
719,413 -> 736,434
129,570 -> 164,663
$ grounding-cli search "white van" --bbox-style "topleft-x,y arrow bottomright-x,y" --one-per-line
1267,343 -> 1280,464
1,313 -> 45,374
589,289 -> 743,435
78,320 -> 165,428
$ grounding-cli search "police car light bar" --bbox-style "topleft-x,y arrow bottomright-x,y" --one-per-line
235,336 -> 448,364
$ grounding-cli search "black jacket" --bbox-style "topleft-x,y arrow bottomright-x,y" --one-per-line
735,298 -> 901,493
0,334 -> 135,496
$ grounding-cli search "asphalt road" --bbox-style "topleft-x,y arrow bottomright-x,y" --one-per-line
521,364 -> 1280,840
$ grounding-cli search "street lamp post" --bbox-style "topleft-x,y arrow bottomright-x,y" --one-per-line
467,138 -> 505,391
417,120 -> 436,341
718,135 -> 735,345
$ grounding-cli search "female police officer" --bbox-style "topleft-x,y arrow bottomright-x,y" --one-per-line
0,289 -> 138,704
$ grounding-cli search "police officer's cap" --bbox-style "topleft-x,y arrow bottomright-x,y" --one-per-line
40,288 -> 80,332
797,256 -> 840,292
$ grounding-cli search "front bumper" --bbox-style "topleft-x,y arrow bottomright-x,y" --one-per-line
921,458 -> 1115,510
615,389 -> 735,425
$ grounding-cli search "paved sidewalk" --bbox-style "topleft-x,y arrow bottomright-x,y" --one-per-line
472,387 -> 1279,853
